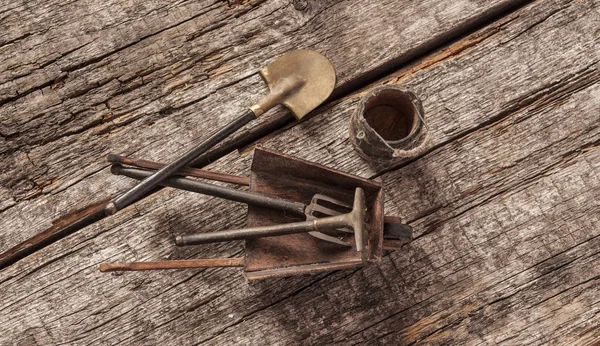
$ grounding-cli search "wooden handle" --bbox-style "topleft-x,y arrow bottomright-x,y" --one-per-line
99,258 -> 245,272
107,154 -> 250,186
105,109 -> 256,215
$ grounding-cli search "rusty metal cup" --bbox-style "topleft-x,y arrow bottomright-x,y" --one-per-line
350,85 -> 428,164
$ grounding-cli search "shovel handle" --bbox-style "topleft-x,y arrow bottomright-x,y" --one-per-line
107,154 -> 250,186
105,109 -> 257,215
110,165 -> 307,216
99,258 -> 244,271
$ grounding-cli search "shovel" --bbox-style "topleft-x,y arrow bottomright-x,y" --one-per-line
104,50 -> 336,216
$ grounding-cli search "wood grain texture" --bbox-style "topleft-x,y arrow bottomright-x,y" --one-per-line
259,0 -> 600,178
0,0 -> 527,255
1,0 -> 600,345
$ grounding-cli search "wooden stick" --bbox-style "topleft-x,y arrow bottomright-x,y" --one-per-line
98,258 -> 245,272
107,154 -> 250,186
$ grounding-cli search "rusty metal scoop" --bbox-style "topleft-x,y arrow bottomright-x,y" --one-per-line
98,148 -> 400,278
175,188 -> 367,251
104,50 -> 336,216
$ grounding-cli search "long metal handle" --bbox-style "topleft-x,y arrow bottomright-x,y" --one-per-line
111,165 -> 307,216
111,164 -> 414,244
175,215 -> 349,246
107,154 -> 250,186
104,109 -> 257,215
99,258 -> 244,271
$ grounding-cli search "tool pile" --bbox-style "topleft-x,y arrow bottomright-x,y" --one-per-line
99,50 -> 412,279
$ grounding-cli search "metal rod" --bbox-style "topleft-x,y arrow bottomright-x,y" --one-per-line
110,164 -> 307,216
176,215 -> 350,246
99,258 -> 244,271
107,154 -> 250,186
189,113 -> 295,168
111,164 -> 413,244
104,109 -> 257,215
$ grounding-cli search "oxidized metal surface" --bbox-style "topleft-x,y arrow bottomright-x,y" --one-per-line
110,164 -> 307,216
98,258 -> 244,272
305,193 -> 356,247
244,147 -> 384,280
111,160 -> 411,246
99,149 -> 409,277
382,215 -> 413,250
107,153 -> 250,185
175,188 -> 366,251
350,85 -> 428,164
254,49 -> 336,119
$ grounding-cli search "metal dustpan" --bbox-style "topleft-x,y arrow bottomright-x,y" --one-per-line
242,147 -> 384,280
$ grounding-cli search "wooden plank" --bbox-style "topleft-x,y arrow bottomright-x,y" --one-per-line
201,1 -> 600,343
1,0 -> 599,344
184,16 -> 600,345
0,0 -> 529,256
258,0 -> 600,179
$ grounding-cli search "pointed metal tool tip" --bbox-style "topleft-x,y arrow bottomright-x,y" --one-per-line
174,235 -> 184,246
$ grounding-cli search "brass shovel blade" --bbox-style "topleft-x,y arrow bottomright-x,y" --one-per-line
258,50 -> 336,120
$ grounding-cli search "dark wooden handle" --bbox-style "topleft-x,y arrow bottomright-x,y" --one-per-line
99,258 -> 245,271
107,154 -> 250,186
105,109 -> 257,215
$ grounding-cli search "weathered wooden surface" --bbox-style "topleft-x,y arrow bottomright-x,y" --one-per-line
0,0 -> 529,255
1,0 -> 600,344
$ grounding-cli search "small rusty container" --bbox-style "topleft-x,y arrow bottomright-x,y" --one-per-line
244,147 -> 384,280
350,85 -> 428,164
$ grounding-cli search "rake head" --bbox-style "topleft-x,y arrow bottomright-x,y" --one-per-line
305,188 -> 366,251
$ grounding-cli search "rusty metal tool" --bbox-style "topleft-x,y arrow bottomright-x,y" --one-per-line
97,148 -> 398,278
175,187 -> 367,250
98,188 -> 366,273
104,50 -> 336,216
108,154 -> 412,244
99,258 -> 244,272
110,164 -> 412,246
106,154 -> 249,185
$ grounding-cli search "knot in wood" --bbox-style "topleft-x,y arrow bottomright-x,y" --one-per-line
293,0 -> 309,11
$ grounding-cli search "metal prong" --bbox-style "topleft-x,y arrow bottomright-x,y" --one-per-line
178,188 -> 367,251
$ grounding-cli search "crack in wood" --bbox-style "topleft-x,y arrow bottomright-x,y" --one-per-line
1,0 -> 599,343
0,199 -> 108,269
0,0 -> 537,271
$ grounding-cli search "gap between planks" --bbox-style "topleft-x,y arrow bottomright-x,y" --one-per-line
0,0 -> 534,270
